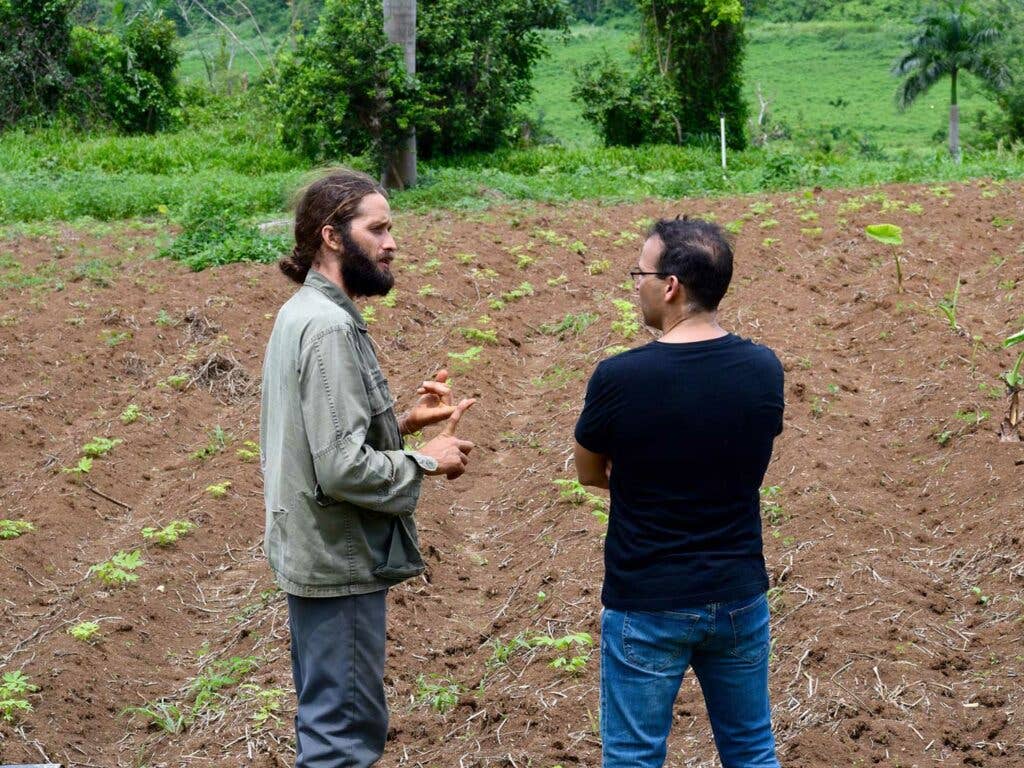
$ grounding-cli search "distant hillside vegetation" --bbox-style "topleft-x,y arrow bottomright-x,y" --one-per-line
745,0 -> 927,23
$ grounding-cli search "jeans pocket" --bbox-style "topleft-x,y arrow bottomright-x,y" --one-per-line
728,594 -> 771,664
622,610 -> 700,674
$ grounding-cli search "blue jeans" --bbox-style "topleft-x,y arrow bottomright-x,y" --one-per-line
600,593 -> 779,768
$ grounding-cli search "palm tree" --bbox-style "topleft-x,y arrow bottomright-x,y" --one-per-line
893,0 -> 1009,160
383,0 -> 417,188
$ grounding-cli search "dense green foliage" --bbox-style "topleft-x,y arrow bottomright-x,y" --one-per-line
0,0 -> 76,128
574,0 -> 749,148
976,0 -> 1024,143
271,0 -> 567,163
744,0 -> 927,22
1,1 -> 180,133
566,0 -> 634,23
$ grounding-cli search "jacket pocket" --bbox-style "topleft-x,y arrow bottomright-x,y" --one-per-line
372,515 -> 425,581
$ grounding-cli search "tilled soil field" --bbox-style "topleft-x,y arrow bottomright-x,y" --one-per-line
1,179 -> 1022,768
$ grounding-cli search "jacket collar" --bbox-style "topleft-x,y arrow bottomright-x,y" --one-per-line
304,269 -> 367,330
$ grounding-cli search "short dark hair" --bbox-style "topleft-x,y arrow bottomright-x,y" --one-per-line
648,217 -> 734,311
280,167 -> 386,284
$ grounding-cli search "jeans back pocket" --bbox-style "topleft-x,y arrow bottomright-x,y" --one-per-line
622,610 -> 701,674
728,594 -> 771,664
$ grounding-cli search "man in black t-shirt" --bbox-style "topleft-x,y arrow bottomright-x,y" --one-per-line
574,217 -> 784,768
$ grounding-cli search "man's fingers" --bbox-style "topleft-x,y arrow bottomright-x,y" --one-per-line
419,381 -> 451,398
454,438 -> 474,454
441,398 -> 476,436
434,369 -> 449,385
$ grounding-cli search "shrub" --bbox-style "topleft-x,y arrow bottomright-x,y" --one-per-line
0,0 -> 75,128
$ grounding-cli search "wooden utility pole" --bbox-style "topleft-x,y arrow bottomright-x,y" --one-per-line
382,0 -> 417,189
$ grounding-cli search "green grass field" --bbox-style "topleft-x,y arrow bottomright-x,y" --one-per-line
527,17 -> 999,152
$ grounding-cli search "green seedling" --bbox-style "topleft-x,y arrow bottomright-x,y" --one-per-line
611,299 -> 640,340
516,253 -> 535,269
90,550 -> 144,586
190,426 -> 231,460
570,240 -> 588,255
122,700 -> 187,733
471,267 -> 499,282
800,227 -> 823,238
236,440 -> 260,461
142,520 -> 196,547
531,366 -> 582,389
455,252 -> 475,264
414,674 -> 462,714
529,632 -> 594,675
799,211 -> 819,222
190,656 -> 259,715
0,520 -> 34,539
534,228 -> 567,246
119,403 -> 141,424
1001,327 -> 1024,434
760,486 -> 784,526
954,409 -> 989,425
749,201 -> 774,215
937,276 -> 961,331
68,621 -> 101,643
101,329 -> 132,347
540,312 -> 598,338
459,327 -> 498,345
239,683 -> 286,728
161,374 -> 189,390
206,481 -> 231,499
155,309 -> 176,327
0,670 -> 39,722
82,437 -> 122,458
759,219 -> 779,229
586,259 -> 611,275
971,586 -> 990,606
725,220 -> 744,234
865,223 -> 904,293
362,305 -> 377,324
604,345 -> 630,357
62,456 -> 93,476
417,284 -> 436,297
447,346 -> 483,373
766,586 -> 786,613
421,258 -> 441,275
487,633 -> 532,668
935,430 -> 953,446
547,274 -> 568,287
379,290 -> 397,308
501,282 -> 534,303
553,479 -> 608,524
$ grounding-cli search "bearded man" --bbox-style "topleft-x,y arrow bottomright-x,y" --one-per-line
260,168 -> 475,767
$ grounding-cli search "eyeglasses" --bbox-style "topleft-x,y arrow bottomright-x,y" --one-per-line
629,270 -> 669,280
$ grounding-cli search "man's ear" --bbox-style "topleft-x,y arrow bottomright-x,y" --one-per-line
321,224 -> 343,253
664,275 -> 683,303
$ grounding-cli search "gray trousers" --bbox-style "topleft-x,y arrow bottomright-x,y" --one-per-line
287,590 -> 388,768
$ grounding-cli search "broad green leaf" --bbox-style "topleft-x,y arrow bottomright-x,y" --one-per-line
1004,328 -> 1024,348
864,224 -> 903,246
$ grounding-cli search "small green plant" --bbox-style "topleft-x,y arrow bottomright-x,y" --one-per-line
935,429 -> 953,446
122,700 -> 187,733
611,299 -> 640,340
864,223 -> 904,293
62,456 -> 93,476
459,327 -> 498,345
0,520 -> 34,539
414,674 -> 462,714
379,290 -> 398,308
0,670 -> 39,722
970,586 -> 990,606
119,404 -> 141,424
1000,327 -> 1024,434
516,252 -> 535,269
760,486 -> 784,526
447,346 -> 483,373
766,586 -> 786,613
236,440 -> 260,461
487,633 -> 532,668
101,329 -> 132,347
239,683 -> 286,728
759,219 -> 779,229
586,259 -> 611,275
553,479 -> 608,524
418,284 -> 436,297
954,409 -> 989,426
501,282 -> 534,303
528,632 -> 594,675
800,226 -> 823,237
68,621 -> 102,643
190,656 -> 260,715
937,276 -> 961,331
155,309 -> 176,327
206,481 -> 231,499
82,437 -> 123,458
455,252 -> 475,265
546,274 -> 568,287
570,240 -> 587,255
604,344 -> 630,356
90,550 -> 144,586
190,426 -> 231,461
161,374 -> 190,391
421,258 -> 442,275
725,219 -> 744,234
361,305 -> 377,324
142,520 -> 196,547
540,312 -> 598,338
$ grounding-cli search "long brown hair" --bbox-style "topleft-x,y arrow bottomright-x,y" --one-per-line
279,168 -> 386,284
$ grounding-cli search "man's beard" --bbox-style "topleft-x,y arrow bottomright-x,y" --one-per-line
340,229 -> 394,298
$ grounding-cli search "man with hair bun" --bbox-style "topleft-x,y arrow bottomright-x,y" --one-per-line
574,216 -> 784,768
261,167 -> 476,767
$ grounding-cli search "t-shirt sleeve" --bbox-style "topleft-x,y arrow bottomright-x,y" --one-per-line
574,363 -> 614,455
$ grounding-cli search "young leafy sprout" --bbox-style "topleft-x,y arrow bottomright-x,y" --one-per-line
553,479 -> 608,524
864,223 -> 904,293
206,481 -> 231,499
1001,327 -> 1024,434
236,440 -> 260,461
90,550 -> 144,587
82,437 -> 123,458
414,674 -> 462,714
142,520 -> 196,547
611,299 -> 640,340
528,632 -> 594,675
0,520 -> 34,539
0,671 -> 39,722
68,621 -> 102,643
62,457 -> 93,476
447,346 -> 483,374
937,276 -> 962,331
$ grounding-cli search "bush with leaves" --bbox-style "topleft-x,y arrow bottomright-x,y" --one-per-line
271,0 -> 567,163
575,0 -> 749,149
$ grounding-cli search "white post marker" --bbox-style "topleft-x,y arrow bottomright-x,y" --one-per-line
720,115 -> 727,170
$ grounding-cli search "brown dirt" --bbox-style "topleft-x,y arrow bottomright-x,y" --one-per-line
1,179 -> 1022,768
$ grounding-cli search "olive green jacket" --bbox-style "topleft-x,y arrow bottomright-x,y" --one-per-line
260,270 -> 437,597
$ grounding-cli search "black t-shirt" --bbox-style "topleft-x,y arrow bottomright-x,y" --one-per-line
574,334 -> 784,611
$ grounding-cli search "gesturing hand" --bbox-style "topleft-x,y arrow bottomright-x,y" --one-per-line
401,369 -> 461,435
419,398 -> 476,480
